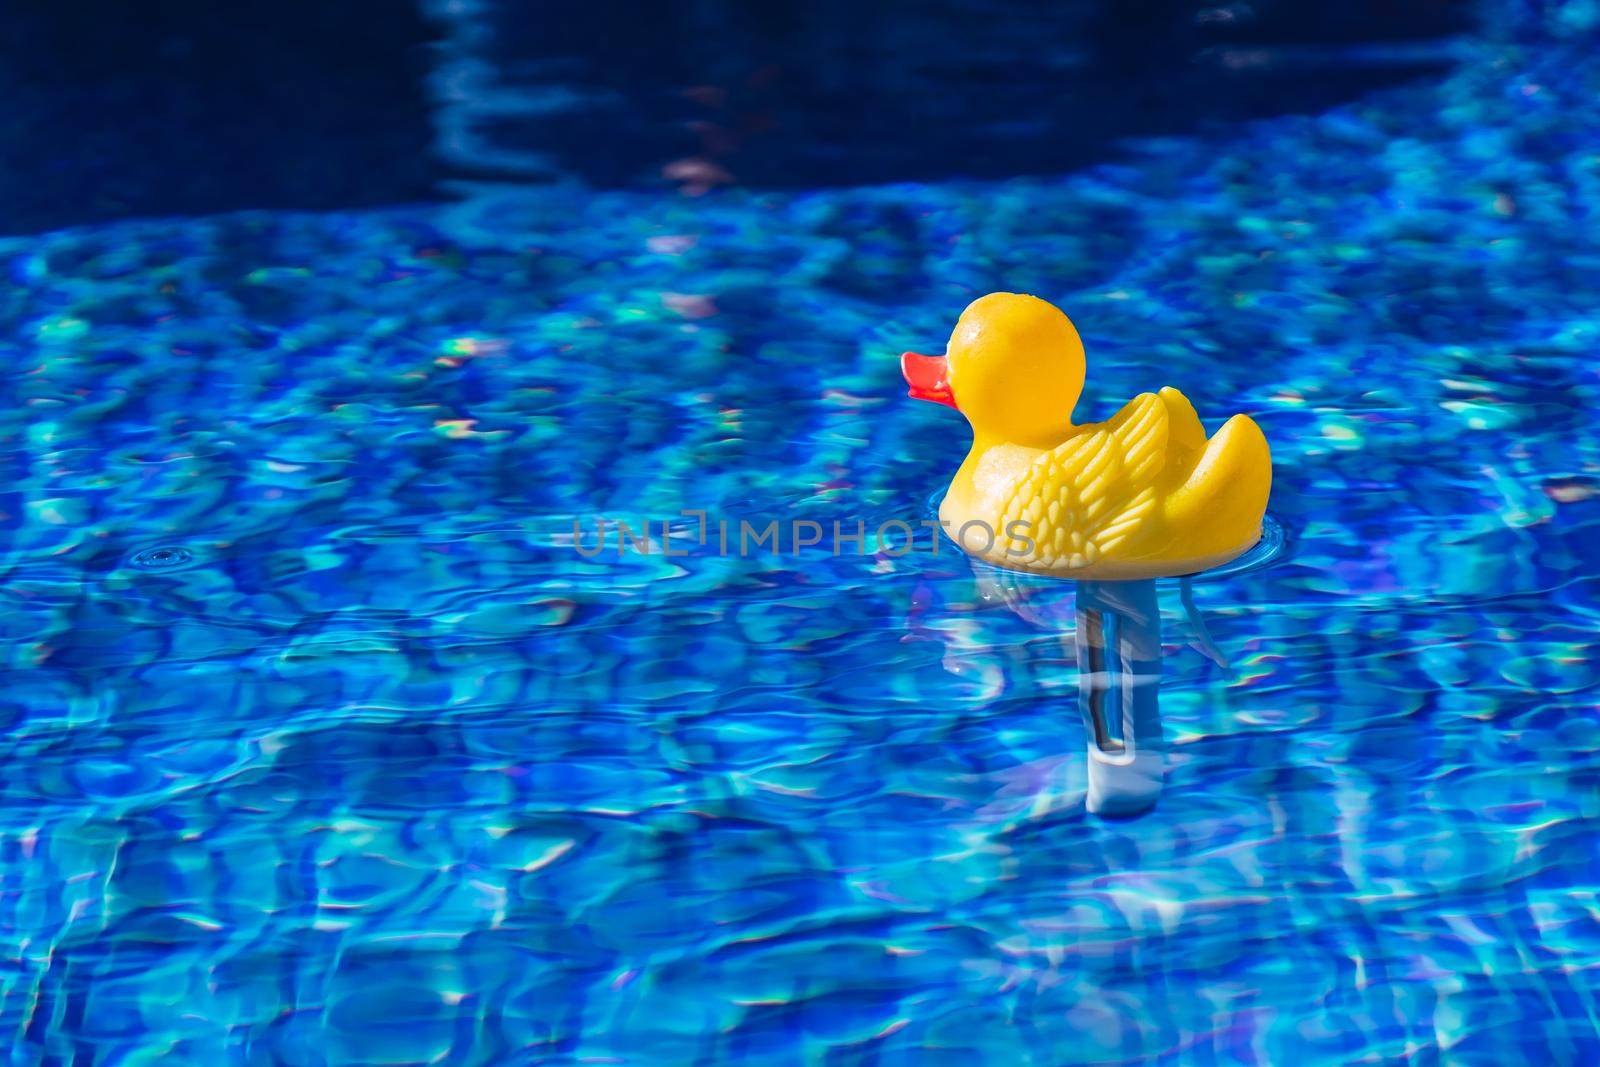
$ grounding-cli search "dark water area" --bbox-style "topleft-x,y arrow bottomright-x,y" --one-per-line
0,0 -> 1475,233
457,0 -> 1474,188
0,2 -> 440,234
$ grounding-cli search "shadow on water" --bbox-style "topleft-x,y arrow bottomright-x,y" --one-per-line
0,0 -> 1472,233
0,0 -> 442,235
428,0 -> 1474,189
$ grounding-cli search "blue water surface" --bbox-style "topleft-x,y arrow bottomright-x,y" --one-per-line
4,18 -> 1600,1067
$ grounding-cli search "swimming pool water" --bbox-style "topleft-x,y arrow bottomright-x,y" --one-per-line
4,19 -> 1600,1066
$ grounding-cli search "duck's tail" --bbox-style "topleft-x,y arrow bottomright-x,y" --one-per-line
1164,413 -> 1272,560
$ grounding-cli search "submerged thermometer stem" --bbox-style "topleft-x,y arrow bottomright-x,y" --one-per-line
1075,580 -> 1165,816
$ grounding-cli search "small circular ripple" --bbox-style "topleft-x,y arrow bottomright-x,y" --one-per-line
130,545 -> 194,570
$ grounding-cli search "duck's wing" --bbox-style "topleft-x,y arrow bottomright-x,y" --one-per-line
1000,392 -> 1170,569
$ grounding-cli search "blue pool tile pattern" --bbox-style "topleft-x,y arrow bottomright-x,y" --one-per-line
4,19 -> 1600,1067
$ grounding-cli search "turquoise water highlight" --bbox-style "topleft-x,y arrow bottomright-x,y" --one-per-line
4,25 -> 1600,1066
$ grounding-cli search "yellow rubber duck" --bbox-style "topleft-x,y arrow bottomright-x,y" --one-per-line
901,292 -> 1272,579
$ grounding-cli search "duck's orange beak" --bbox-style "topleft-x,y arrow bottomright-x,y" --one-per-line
901,352 -> 957,409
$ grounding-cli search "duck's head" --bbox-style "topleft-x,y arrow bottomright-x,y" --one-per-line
901,292 -> 1084,445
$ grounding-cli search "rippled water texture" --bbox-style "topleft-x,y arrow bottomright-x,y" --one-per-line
5,24 -> 1600,1067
